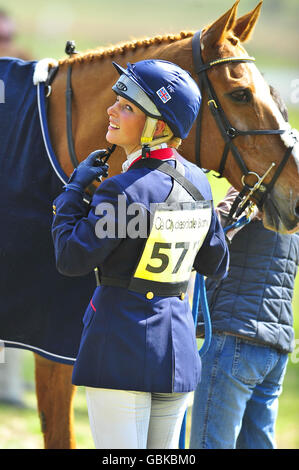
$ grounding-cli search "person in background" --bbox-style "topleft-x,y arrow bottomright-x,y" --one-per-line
0,347 -> 26,408
190,185 -> 299,449
0,9 -> 15,47
0,9 -> 31,59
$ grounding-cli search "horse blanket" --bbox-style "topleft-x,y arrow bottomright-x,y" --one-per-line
0,57 -> 94,364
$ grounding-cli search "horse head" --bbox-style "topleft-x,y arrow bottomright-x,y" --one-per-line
48,1 -> 299,234
177,1 -> 299,233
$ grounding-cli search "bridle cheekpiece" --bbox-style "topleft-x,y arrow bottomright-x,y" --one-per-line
192,30 -> 293,223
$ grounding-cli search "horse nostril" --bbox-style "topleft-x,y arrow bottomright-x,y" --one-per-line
295,201 -> 299,219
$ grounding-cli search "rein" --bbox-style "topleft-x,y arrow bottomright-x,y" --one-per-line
191,30 -> 293,221
45,41 -> 115,195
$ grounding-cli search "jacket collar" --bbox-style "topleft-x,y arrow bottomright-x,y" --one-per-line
122,144 -> 174,172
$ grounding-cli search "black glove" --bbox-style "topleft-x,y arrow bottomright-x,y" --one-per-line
64,150 -> 109,194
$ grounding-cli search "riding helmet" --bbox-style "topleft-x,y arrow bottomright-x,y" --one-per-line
112,59 -> 201,139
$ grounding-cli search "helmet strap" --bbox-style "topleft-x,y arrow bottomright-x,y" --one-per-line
140,117 -> 158,147
140,117 -> 173,158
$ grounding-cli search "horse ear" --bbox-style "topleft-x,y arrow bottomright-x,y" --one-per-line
234,1 -> 263,42
202,1 -> 240,48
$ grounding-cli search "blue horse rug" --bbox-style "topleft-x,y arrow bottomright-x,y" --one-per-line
0,57 -> 95,364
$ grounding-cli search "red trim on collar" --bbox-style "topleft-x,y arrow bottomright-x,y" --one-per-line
128,147 -> 174,170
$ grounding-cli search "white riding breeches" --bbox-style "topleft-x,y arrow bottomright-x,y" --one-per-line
85,387 -> 190,449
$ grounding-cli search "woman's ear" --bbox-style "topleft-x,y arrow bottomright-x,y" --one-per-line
154,120 -> 166,137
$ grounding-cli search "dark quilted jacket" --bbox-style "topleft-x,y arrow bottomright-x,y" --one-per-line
197,220 -> 299,353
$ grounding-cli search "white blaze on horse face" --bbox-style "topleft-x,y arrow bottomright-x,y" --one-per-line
249,63 -> 298,155
230,61 -> 299,176
281,125 -> 299,169
248,62 -> 299,231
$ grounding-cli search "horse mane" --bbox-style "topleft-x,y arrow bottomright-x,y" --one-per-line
58,31 -> 195,65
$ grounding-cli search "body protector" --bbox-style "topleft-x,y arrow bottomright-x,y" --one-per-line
101,159 -> 212,297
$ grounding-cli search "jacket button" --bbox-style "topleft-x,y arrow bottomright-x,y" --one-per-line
146,291 -> 154,300
180,293 -> 185,300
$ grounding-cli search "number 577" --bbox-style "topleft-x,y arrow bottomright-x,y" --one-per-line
146,241 -> 197,274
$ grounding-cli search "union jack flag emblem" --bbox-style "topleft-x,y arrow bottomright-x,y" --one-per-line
156,87 -> 171,103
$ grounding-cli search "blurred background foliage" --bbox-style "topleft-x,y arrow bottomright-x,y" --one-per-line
1,0 -> 298,67
0,0 -> 298,449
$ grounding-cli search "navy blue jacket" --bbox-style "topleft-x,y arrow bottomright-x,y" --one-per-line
197,220 -> 299,353
52,154 -> 229,392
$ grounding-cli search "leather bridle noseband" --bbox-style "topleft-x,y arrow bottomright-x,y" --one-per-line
192,30 -> 294,221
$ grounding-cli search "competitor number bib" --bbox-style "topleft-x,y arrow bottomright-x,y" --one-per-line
132,200 -> 212,289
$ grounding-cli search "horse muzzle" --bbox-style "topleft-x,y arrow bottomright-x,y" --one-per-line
262,188 -> 299,234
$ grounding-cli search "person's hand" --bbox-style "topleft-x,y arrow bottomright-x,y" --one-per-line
224,205 -> 262,242
64,150 -> 109,194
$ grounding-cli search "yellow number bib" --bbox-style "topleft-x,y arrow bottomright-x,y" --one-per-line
133,201 -> 212,285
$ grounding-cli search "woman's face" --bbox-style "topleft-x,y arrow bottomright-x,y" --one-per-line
106,96 -> 146,155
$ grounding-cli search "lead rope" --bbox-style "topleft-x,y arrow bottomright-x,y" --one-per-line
179,213 -> 251,449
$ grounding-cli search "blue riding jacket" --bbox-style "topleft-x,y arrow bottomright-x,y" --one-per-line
52,152 -> 229,392
197,220 -> 299,353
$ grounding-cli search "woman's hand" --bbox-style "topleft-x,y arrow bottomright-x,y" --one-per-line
64,150 -> 109,194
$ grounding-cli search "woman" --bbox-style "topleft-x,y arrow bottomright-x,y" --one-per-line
52,59 -> 229,449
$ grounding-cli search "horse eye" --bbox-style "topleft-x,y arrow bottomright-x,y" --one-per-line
229,88 -> 252,103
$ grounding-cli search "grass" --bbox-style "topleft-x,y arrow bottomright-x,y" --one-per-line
275,364 -> 299,449
0,356 -> 93,449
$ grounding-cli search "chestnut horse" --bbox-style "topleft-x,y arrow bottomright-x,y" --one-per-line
31,1 -> 299,448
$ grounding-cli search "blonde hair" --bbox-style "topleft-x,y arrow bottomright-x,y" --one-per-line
168,136 -> 182,149
142,119 -> 182,149
155,123 -> 182,149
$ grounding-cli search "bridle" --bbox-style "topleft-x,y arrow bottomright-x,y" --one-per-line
45,41 -> 115,195
192,30 -> 294,221
46,36 -> 294,216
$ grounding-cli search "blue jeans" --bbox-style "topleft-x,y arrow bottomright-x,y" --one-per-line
189,333 -> 288,449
